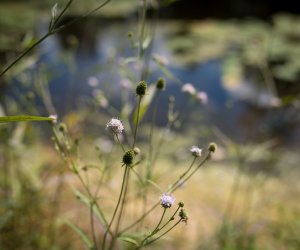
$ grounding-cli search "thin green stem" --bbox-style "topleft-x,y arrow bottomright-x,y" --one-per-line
0,0 -> 112,78
139,207 -> 166,247
116,134 -> 126,152
132,96 -> 142,149
0,33 -> 51,77
159,206 -> 181,232
102,166 -> 129,250
90,201 -> 99,250
138,0 -> 147,60
139,219 -> 182,248
52,0 -> 73,28
119,152 -> 211,234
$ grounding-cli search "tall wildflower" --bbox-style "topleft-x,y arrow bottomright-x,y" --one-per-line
106,118 -> 124,135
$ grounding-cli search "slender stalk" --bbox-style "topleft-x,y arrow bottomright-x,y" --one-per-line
90,201 -> 99,250
168,156 -> 197,192
102,166 -> 129,249
138,0 -> 147,61
0,33 -> 51,77
116,134 -> 126,152
139,207 -> 167,247
132,96 -> 142,149
108,168 -> 131,250
158,206 -> 181,232
139,219 -> 182,248
119,152 -> 211,234
0,0 -> 112,77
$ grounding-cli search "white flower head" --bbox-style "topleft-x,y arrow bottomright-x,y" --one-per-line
48,114 -> 58,124
152,53 -> 169,66
181,83 -> 196,95
196,91 -> 208,105
190,146 -> 202,157
160,193 -> 175,208
106,118 -> 124,135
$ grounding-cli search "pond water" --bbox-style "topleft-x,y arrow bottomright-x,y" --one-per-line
10,18 -> 300,146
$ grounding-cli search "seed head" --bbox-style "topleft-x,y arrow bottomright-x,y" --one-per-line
122,150 -> 135,166
136,81 -> 147,96
208,142 -> 217,153
179,209 -> 188,223
190,146 -> 202,157
178,201 -> 185,208
160,193 -> 175,208
156,78 -> 165,90
106,118 -> 124,135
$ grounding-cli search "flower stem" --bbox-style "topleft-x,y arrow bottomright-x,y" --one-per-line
102,166 -> 129,249
132,96 -> 142,149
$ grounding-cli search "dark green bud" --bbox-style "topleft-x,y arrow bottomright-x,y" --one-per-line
179,209 -> 188,223
178,201 -> 184,208
127,32 -> 133,38
136,81 -> 147,96
208,142 -> 217,153
156,78 -> 165,90
59,123 -> 67,133
122,150 -> 135,166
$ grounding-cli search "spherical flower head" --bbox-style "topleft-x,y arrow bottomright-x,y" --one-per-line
122,150 -> 134,166
179,209 -> 188,223
196,91 -> 208,105
190,146 -> 202,157
160,193 -> 175,208
48,114 -> 58,124
181,83 -> 196,95
106,118 -> 124,135
208,142 -> 217,153
178,201 -> 185,208
136,81 -> 147,96
156,78 -> 165,90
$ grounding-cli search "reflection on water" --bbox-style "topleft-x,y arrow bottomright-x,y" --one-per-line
22,19 -> 300,145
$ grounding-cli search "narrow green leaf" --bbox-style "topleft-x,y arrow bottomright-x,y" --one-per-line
133,85 -> 155,127
74,190 -> 107,227
147,179 -> 163,193
118,236 -> 139,246
64,220 -> 94,250
0,115 -> 54,123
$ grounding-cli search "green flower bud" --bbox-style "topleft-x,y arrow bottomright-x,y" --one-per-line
136,81 -> 147,96
156,78 -> 165,90
59,123 -> 67,133
179,209 -> 188,223
208,142 -> 217,153
178,201 -> 184,208
122,150 -> 135,166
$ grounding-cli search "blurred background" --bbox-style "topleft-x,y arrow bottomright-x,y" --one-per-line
0,0 -> 300,249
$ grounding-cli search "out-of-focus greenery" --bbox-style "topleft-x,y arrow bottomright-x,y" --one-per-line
167,14 -> 300,86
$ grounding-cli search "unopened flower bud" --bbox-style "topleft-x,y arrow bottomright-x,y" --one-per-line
179,209 -> 188,223
156,78 -> 165,90
178,201 -> 184,207
122,150 -> 135,166
208,142 -> 217,153
136,81 -> 147,96
133,147 -> 141,155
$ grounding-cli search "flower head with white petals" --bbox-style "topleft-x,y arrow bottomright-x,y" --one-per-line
160,193 -> 175,208
190,146 -> 202,157
106,118 -> 124,135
